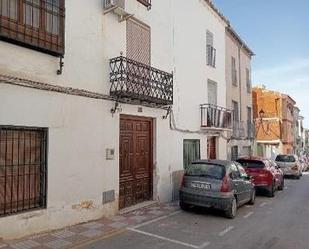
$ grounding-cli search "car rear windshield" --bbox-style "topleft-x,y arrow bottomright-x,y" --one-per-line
236,160 -> 265,169
185,163 -> 225,180
275,155 -> 295,162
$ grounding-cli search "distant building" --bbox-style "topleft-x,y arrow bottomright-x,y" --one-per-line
252,86 -> 296,159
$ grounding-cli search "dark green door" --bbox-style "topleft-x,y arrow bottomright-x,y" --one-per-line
183,139 -> 200,169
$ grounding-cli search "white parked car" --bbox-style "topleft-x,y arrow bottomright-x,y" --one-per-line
275,154 -> 302,179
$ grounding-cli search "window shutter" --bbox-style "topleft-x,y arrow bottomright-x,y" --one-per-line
126,19 -> 151,65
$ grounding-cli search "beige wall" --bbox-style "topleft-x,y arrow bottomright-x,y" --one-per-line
225,30 -> 254,159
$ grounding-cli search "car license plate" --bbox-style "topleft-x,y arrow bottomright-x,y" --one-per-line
191,182 -> 211,190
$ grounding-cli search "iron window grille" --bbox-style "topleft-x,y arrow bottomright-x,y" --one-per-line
201,104 -> 232,129
109,56 -> 173,106
0,126 -> 48,217
207,45 -> 216,67
0,0 -> 65,56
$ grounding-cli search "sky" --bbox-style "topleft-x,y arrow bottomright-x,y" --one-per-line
213,0 -> 309,126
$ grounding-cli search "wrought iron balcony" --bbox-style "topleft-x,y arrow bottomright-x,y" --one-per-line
247,121 -> 255,139
109,56 -> 173,106
232,121 -> 246,139
201,104 -> 232,130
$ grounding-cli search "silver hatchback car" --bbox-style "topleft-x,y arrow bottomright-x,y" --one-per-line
179,160 -> 255,218
275,154 -> 302,179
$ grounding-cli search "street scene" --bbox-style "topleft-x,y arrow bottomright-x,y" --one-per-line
0,0 -> 309,248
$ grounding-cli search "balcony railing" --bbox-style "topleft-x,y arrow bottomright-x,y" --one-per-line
232,121 -> 246,138
109,56 -> 173,106
247,121 -> 255,139
201,104 -> 232,129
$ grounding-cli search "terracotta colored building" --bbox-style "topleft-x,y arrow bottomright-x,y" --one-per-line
252,86 -> 296,158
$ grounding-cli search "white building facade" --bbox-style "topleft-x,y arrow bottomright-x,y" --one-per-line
0,0 -> 231,239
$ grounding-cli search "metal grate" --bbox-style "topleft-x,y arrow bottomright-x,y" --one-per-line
109,56 -> 173,106
102,190 -> 115,205
0,0 -> 65,56
0,126 -> 48,217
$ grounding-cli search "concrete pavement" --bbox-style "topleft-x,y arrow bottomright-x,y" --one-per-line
82,173 -> 309,249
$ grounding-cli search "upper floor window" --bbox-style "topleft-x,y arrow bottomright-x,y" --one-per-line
0,0 -> 65,56
207,80 -> 217,105
206,30 -> 216,67
246,68 -> 251,93
231,56 -> 237,86
232,100 -> 239,122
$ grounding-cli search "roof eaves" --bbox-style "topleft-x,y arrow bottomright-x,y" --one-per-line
226,26 -> 255,56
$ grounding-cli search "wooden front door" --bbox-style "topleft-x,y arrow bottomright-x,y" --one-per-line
119,115 -> 153,210
208,136 -> 217,159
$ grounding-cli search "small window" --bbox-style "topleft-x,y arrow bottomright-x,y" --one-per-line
206,31 -> 216,67
232,100 -> 239,122
246,68 -> 251,93
231,57 -> 237,86
0,126 -> 48,217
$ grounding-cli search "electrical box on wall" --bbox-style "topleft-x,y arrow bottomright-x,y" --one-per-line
106,148 -> 115,160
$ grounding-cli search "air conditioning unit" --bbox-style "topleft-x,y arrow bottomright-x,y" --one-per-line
103,0 -> 125,10
103,0 -> 132,22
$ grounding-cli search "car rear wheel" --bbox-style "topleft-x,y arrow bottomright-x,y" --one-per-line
179,201 -> 190,211
268,182 -> 275,197
296,174 -> 301,180
278,179 -> 284,191
225,197 -> 237,219
248,189 -> 256,205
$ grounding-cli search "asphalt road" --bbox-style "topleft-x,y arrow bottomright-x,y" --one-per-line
81,173 -> 309,249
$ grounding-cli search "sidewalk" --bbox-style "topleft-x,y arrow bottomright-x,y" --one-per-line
0,203 -> 179,249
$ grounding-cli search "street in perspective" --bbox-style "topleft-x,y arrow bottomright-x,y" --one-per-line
0,0 -> 309,248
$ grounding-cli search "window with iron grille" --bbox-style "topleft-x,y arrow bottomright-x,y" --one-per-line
0,0 -> 65,56
0,126 -> 48,217
246,68 -> 251,93
231,56 -> 237,86
206,30 -> 216,67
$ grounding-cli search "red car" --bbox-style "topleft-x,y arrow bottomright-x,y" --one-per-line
236,157 -> 284,197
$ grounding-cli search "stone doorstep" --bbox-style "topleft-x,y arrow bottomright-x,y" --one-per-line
118,200 -> 158,215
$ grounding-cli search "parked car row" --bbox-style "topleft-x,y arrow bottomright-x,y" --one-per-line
179,155 -> 296,219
